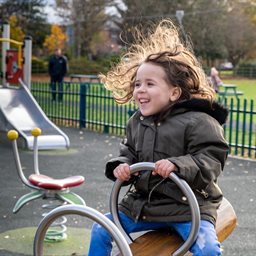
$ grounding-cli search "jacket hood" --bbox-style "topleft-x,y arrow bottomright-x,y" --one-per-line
173,98 -> 229,125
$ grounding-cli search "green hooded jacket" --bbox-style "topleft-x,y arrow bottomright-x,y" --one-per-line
106,99 -> 229,225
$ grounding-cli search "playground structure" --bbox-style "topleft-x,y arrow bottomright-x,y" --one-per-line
31,161 -> 236,255
109,164 -> 237,255
7,127 -> 85,242
7,127 -> 132,254
6,127 -> 237,255
0,22 -> 70,150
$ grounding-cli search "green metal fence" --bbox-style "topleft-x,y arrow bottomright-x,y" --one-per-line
31,82 -> 256,158
31,81 -> 137,135
222,98 -> 256,158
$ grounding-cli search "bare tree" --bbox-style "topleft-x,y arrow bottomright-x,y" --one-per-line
223,2 -> 256,65
112,0 -> 187,45
113,0 -> 256,66
55,0 -> 115,58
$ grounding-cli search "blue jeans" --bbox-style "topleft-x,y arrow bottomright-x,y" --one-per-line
88,211 -> 221,256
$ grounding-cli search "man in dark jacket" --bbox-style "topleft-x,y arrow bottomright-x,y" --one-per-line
48,48 -> 67,102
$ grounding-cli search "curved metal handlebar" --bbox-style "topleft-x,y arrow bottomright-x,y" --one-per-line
33,204 -> 132,256
7,130 -> 39,190
110,162 -> 200,256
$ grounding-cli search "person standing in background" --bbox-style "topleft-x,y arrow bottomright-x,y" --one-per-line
210,67 -> 222,93
48,48 -> 68,102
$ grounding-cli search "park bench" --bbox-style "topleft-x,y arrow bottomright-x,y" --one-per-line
66,74 -> 102,91
218,84 -> 244,102
69,74 -> 100,83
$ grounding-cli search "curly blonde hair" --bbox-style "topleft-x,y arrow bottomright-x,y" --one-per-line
100,19 -> 215,104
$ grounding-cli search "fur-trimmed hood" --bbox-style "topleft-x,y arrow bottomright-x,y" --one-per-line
173,98 -> 229,125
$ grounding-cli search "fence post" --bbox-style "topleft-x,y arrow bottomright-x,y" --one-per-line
79,83 -> 87,128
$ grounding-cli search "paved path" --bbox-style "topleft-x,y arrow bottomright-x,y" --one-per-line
0,127 -> 255,255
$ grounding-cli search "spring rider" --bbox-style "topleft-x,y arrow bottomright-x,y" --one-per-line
7,128 -> 86,241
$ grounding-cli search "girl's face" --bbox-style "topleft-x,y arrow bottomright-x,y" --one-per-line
133,62 -> 180,116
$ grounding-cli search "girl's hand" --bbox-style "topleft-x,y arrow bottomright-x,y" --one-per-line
113,163 -> 131,181
114,163 -> 139,181
152,159 -> 177,178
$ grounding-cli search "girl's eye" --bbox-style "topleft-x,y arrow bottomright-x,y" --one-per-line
134,83 -> 140,88
148,82 -> 155,87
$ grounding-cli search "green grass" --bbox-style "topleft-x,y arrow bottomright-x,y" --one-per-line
31,80 -> 255,158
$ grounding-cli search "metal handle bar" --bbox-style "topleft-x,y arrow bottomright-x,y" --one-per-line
110,162 -> 200,256
7,130 -> 39,190
33,204 -> 132,256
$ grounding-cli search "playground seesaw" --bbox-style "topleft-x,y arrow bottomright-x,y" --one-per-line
34,172 -> 236,255
8,128 -> 237,256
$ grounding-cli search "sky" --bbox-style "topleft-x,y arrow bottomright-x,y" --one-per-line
45,0 -> 62,24
44,0 -> 125,24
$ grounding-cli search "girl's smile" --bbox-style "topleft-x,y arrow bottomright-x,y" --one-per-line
133,62 -> 179,116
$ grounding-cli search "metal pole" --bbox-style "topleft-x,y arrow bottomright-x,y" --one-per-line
79,83 -> 87,128
110,162 -> 200,256
23,36 -> 32,89
2,22 -> 10,87
33,205 -> 132,256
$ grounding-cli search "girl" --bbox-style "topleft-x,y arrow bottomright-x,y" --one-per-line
88,19 -> 229,256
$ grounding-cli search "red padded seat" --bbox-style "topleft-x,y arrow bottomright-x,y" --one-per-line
29,174 -> 85,190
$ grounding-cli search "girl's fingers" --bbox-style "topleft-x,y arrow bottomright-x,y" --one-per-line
154,160 -> 175,178
114,163 -> 131,181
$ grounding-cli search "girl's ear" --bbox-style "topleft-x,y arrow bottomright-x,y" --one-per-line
169,87 -> 182,101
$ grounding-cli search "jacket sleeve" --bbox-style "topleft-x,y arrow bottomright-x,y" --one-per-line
105,119 -> 138,181
168,115 -> 229,190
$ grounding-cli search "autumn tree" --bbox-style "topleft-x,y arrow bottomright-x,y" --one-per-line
43,24 -> 67,53
8,15 -> 25,42
0,0 -> 49,51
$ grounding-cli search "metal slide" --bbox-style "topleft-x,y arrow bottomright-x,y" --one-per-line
0,80 -> 70,150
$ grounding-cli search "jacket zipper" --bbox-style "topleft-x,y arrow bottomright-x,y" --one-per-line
196,189 -> 209,198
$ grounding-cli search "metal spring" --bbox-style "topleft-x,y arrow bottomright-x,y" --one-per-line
41,199 -> 68,242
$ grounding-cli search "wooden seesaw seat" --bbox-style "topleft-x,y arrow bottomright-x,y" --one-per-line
124,197 -> 236,256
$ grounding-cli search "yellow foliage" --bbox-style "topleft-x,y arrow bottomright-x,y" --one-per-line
43,24 -> 67,53
9,16 -> 25,45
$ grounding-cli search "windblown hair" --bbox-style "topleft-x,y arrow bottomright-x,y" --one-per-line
100,19 -> 215,104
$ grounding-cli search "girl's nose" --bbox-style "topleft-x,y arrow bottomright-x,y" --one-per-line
137,84 -> 146,93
